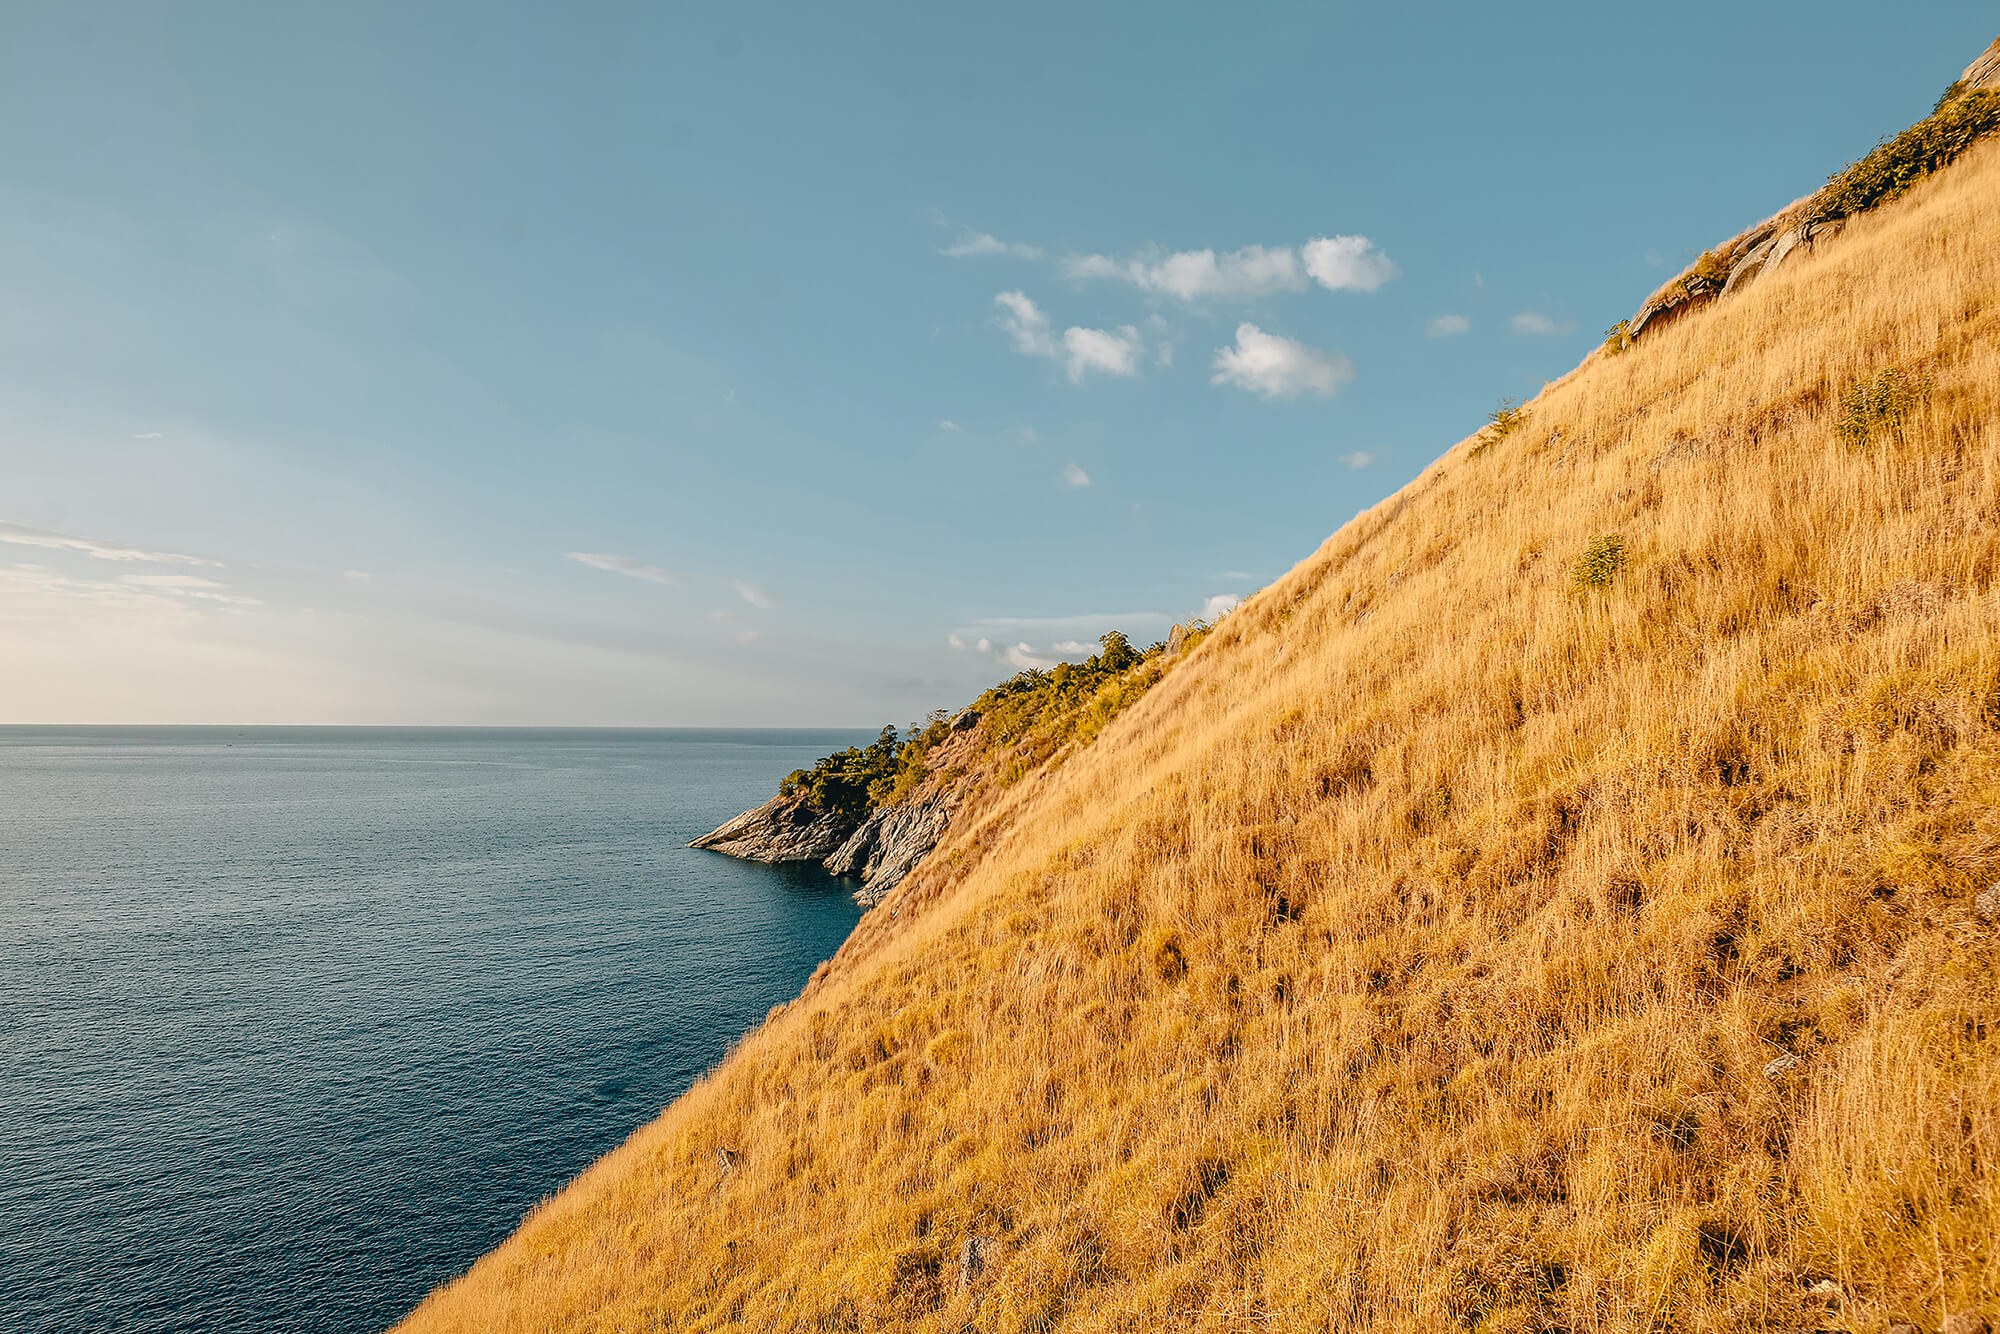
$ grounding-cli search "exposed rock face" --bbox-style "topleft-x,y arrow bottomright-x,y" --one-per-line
692,787 -> 959,904
825,792 -> 958,904
688,792 -> 858,864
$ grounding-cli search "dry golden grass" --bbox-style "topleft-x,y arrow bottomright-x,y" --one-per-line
398,139 -> 2000,1334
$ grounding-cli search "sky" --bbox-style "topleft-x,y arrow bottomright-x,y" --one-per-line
1,2 -> 1992,725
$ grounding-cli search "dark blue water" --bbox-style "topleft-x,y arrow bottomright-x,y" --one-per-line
0,726 -> 869,1334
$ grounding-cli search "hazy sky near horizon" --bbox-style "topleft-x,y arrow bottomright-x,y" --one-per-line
2,2 -> 1992,724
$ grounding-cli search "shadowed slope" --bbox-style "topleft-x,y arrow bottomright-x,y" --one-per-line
398,138 -> 2000,1334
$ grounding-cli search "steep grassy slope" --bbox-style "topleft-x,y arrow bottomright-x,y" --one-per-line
399,139 -> 2000,1334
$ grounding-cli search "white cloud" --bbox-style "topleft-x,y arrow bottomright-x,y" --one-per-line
0,520 -> 220,567
1210,323 -> 1355,400
938,419 -> 963,432
994,290 -> 1056,358
733,579 -> 777,609
1338,450 -> 1376,469
1302,235 -> 1400,292
566,552 -> 677,585
1063,244 -> 1305,300
1003,642 -> 1058,670
1427,314 -> 1470,337
944,231 -> 1043,260
1511,311 -> 1574,336
1061,463 -> 1092,488
1157,342 -> 1174,366
133,431 -> 163,440
1203,594 -> 1243,619
1052,639 -> 1092,654
1061,325 -> 1141,382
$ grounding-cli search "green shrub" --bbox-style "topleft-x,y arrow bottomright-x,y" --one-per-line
1602,320 -> 1634,356
1835,368 -> 1932,450
1675,249 -> 1733,301
1486,398 -> 1529,440
1573,534 -> 1627,590
1807,88 -> 2000,233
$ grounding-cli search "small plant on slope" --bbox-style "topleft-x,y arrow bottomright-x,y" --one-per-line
1835,368 -> 1933,450
1572,534 -> 1626,590
1602,320 -> 1634,356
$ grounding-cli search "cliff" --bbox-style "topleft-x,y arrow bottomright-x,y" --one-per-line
401,39 -> 2000,1334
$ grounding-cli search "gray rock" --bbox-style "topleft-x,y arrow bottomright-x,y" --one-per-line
950,706 -> 981,732
1764,224 -> 1808,275
1976,883 -> 2000,923
1764,1052 -> 1803,1080
828,791 -> 958,904
956,1235 -> 997,1293
1721,235 -> 1778,296
689,792 -> 859,864
1166,622 -> 1188,656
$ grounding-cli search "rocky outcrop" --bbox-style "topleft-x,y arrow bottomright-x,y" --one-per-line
824,792 -> 959,904
688,792 -> 858,864
693,788 -> 959,904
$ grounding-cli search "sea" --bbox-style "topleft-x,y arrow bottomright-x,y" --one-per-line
0,726 -> 873,1334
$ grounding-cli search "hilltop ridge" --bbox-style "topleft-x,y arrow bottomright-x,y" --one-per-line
399,39 -> 2000,1334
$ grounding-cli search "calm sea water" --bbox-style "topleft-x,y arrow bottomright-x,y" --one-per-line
0,726 -> 870,1334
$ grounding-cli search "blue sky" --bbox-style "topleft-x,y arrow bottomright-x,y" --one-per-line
1,2 -> 1992,724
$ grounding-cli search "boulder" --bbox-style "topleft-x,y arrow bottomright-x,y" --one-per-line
1763,1052 -> 1802,1080
1721,235 -> 1778,296
1976,883 -> 2000,922
1166,622 -> 1188,656
950,706 -> 982,732
689,792 -> 858,864
956,1235 -> 997,1293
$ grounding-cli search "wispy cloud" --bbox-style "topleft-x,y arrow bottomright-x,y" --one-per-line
1061,325 -> 1141,382
944,231 -> 1043,260
998,293 -> 1147,383
733,579 -> 777,609
133,431 -> 164,440
566,551 -> 677,585
1338,450 -> 1376,469
1427,314 -> 1470,337
937,419 -> 963,433
963,611 -> 1170,632
1211,324 -> 1354,400
1062,234 -> 1397,301
0,520 -> 220,567
1511,311 -> 1575,336
994,290 -> 1056,358
1061,463 -> 1092,488
1063,244 -> 1303,300
1301,235 -> 1400,292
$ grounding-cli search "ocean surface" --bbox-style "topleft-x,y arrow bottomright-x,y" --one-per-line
0,726 -> 873,1334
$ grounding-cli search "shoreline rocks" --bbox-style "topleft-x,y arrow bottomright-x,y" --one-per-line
691,788 -> 959,906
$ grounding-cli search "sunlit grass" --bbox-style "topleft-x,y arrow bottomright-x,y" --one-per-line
397,138 -> 2000,1334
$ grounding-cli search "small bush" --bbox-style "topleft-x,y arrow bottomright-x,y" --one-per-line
1486,398 -> 1529,440
1835,368 -> 1932,449
1573,534 -> 1626,590
1602,320 -> 1634,356
1675,249 -> 1732,301
1808,88 -> 2000,233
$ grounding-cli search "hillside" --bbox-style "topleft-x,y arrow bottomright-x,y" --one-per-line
399,53 -> 2000,1334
